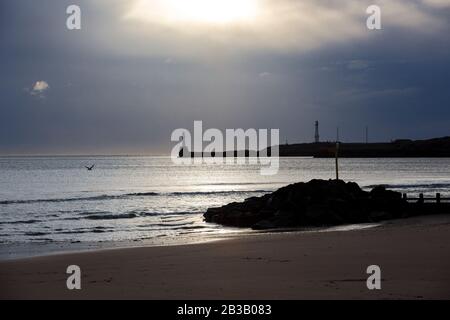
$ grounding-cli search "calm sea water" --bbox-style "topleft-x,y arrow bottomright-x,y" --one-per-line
1,157 -> 449,258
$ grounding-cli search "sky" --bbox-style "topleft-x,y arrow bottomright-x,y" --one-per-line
1,0 -> 449,155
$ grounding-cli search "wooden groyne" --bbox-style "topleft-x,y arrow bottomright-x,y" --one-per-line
403,193 -> 450,215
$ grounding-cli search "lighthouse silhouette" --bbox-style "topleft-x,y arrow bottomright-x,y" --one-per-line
315,121 -> 320,143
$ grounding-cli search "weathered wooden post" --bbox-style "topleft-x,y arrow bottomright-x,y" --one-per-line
335,142 -> 340,180
419,193 -> 424,204
436,193 -> 441,204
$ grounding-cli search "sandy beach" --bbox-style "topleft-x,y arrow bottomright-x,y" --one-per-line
1,214 -> 449,300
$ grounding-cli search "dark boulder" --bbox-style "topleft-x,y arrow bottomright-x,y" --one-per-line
204,179 -> 409,229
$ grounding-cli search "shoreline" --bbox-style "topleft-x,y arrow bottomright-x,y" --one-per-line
1,214 -> 450,299
0,231 -> 245,262
0,222 -> 382,262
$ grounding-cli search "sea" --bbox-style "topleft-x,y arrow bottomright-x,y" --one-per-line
1,156 -> 449,260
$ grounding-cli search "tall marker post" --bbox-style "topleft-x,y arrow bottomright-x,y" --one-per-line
335,141 -> 340,180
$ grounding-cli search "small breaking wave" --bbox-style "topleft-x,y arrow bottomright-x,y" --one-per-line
83,213 -> 139,220
0,193 -> 158,205
170,190 -> 271,196
0,219 -> 42,225
25,232 -> 50,236
82,211 -> 201,221
0,190 -> 271,206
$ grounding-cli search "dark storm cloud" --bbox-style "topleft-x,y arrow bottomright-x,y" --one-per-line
0,0 -> 449,155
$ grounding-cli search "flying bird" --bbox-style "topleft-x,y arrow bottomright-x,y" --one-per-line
85,164 -> 95,171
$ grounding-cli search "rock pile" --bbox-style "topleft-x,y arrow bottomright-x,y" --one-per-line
204,179 -> 408,229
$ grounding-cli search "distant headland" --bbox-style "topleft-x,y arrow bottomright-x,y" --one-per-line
180,136 -> 450,158
279,136 -> 450,158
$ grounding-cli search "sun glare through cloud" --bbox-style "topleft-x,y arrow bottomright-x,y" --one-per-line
125,0 -> 261,25
119,0 -> 446,56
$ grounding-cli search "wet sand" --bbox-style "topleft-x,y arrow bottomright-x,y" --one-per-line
1,215 -> 450,299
